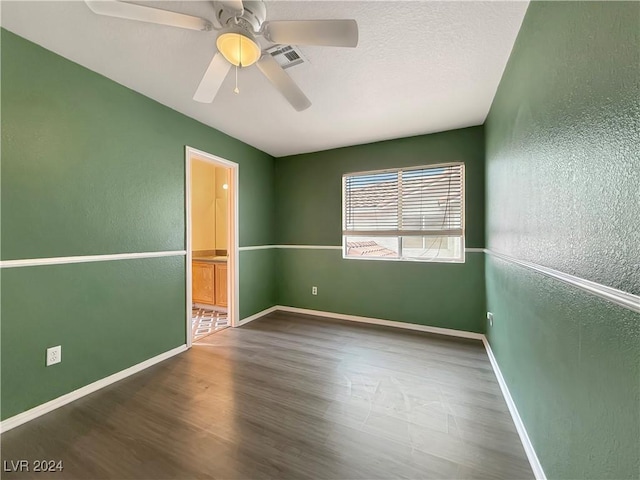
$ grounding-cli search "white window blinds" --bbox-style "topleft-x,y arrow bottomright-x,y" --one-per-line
342,163 -> 465,262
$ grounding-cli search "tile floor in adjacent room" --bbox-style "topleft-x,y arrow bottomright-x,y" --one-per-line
192,306 -> 228,340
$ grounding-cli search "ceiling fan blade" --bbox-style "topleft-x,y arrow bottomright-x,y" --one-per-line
263,20 -> 358,47
256,54 -> 311,111
193,53 -> 232,103
85,1 -> 213,31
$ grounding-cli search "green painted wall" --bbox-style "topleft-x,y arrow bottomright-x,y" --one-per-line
485,2 -> 640,479
239,249 -> 276,319
1,29 -> 275,256
1,29 -> 276,420
278,249 -> 485,332
276,127 -> 485,248
275,127 -> 486,332
486,2 -> 640,294
1,258 -> 185,419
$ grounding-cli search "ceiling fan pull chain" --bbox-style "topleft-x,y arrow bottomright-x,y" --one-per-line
233,33 -> 241,94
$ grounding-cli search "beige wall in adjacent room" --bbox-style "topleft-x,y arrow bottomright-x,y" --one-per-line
215,166 -> 229,251
191,158 -> 216,251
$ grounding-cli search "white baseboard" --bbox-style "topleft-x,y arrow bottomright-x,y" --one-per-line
237,306 -> 278,327
276,305 -> 484,340
193,303 -> 226,312
243,305 -> 545,479
1,308 -> 546,480
0,345 -> 187,434
482,337 -> 546,480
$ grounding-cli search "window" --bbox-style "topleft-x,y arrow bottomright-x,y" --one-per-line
342,163 -> 465,262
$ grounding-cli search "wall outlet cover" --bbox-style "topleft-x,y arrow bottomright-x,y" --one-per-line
487,312 -> 494,326
312,286 -> 318,295
46,345 -> 62,366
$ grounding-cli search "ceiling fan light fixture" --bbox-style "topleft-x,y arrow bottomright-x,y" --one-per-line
216,32 -> 261,67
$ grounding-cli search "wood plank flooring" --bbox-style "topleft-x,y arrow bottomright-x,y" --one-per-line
1,312 -> 534,479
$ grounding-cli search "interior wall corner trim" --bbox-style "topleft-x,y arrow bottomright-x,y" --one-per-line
485,250 -> 640,314
0,250 -> 187,269
276,305 -> 485,340
0,345 -> 188,434
482,336 -> 547,480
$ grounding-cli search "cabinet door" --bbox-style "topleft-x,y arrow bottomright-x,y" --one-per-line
193,262 -> 215,304
214,263 -> 228,307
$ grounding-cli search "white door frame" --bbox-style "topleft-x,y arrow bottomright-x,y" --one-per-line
185,146 -> 239,348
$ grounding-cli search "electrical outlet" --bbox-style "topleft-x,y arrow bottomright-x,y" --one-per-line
487,312 -> 494,327
312,286 -> 318,295
46,345 -> 62,366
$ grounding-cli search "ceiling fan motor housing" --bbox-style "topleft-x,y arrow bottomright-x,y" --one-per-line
214,0 -> 266,33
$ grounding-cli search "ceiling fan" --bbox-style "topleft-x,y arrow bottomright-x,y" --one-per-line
85,1 -> 359,111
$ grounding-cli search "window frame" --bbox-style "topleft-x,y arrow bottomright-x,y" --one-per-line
341,162 -> 466,264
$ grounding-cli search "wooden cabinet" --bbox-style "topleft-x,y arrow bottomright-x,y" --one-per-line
192,261 -> 215,304
214,263 -> 228,307
192,261 -> 227,307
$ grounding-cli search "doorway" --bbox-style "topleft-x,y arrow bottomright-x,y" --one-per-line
185,146 -> 239,346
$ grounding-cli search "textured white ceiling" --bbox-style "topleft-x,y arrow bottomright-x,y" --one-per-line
1,1 -> 529,157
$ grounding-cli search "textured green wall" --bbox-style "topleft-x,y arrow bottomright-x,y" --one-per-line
1,29 -> 276,420
485,2 -> 640,479
486,257 -> 639,480
278,249 -> 485,332
1,258 -> 185,419
1,29 -> 275,257
275,127 -> 486,332
239,249 -> 276,319
276,127 -> 485,248
486,2 -> 640,295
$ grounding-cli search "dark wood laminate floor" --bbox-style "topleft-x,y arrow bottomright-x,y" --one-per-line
1,312 -> 534,479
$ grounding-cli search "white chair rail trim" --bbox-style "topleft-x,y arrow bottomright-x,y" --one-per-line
486,249 -> 639,314
0,250 -> 187,269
